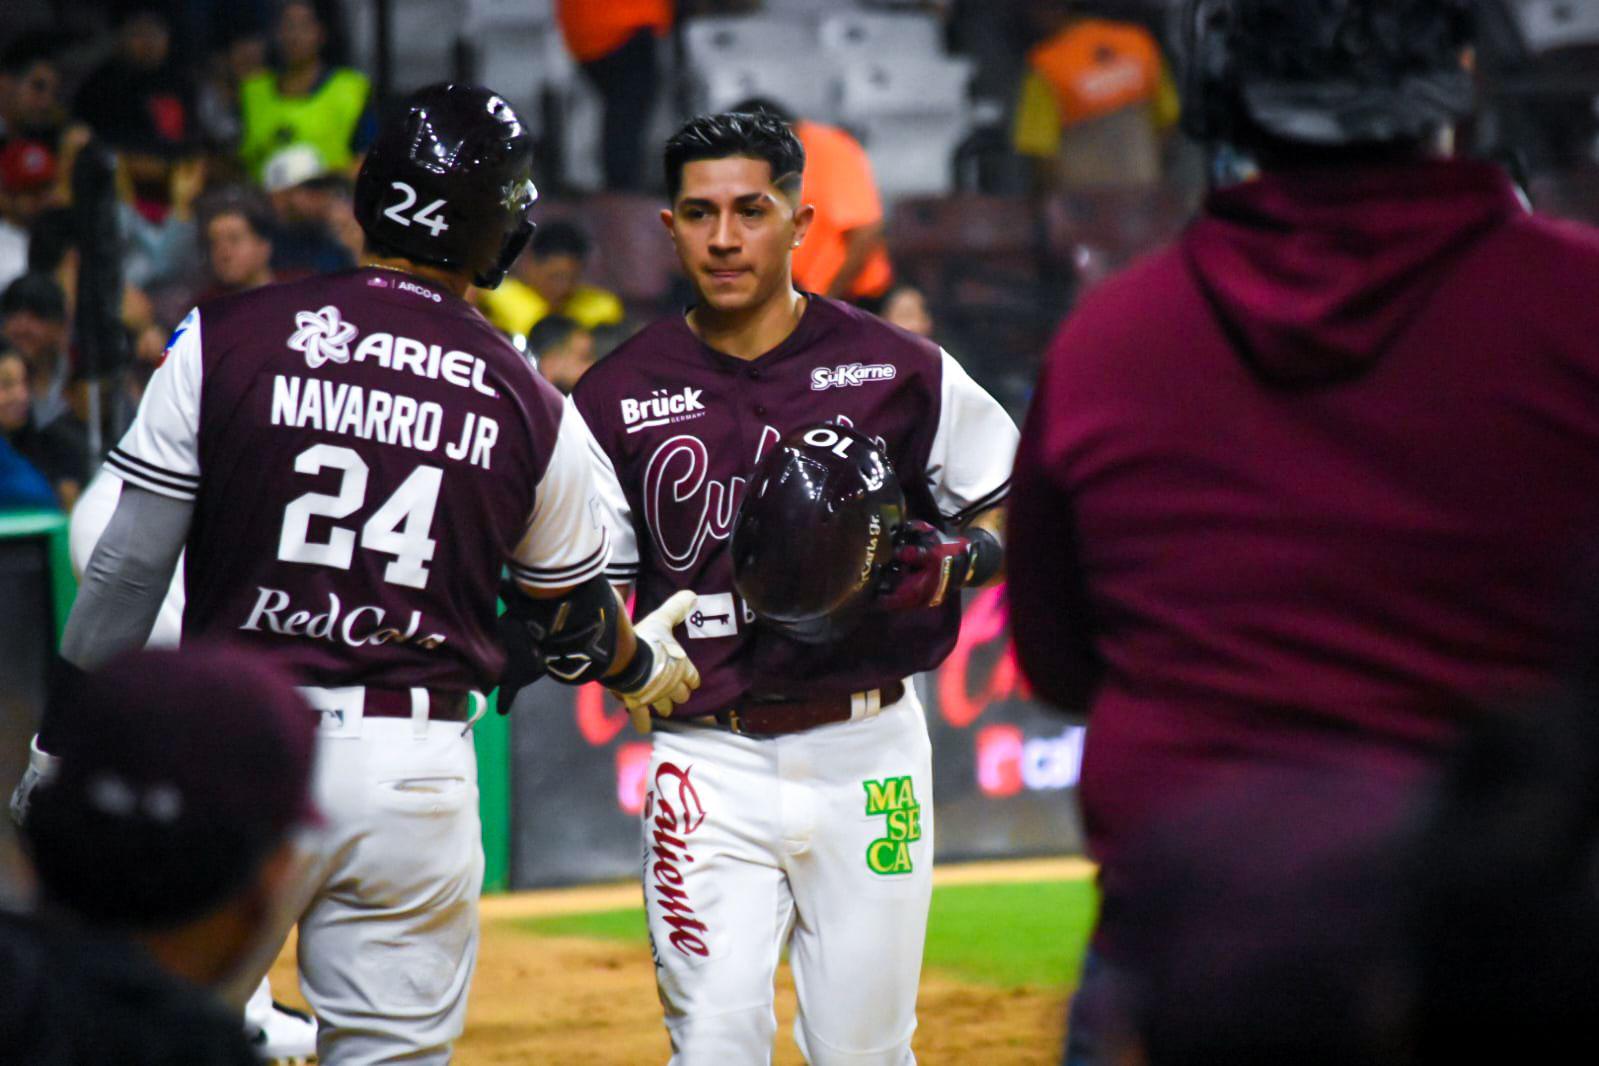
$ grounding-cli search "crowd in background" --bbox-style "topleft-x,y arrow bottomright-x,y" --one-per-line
4,0 -> 1599,514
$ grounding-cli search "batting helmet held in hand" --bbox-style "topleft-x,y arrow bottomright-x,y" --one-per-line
354,83 -> 539,288
732,423 -> 905,645
1180,0 -> 1476,148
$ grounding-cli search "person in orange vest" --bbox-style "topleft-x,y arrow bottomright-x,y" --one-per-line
733,98 -> 893,304
556,0 -> 675,190
1011,1 -> 1180,190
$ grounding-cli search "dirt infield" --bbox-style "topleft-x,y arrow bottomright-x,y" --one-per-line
270,929 -> 1067,1064
267,860 -> 1084,1063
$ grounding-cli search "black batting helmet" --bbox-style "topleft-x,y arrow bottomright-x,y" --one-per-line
1180,0 -> 1476,148
354,83 -> 538,288
732,424 -> 904,645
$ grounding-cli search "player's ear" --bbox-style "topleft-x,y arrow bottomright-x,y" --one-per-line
791,202 -> 816,250
659,208 -> 676,236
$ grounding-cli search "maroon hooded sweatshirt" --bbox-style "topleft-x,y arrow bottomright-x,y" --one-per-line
1008,158 -> 1599,952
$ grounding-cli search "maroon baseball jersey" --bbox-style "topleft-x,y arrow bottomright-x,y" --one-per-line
108,267 -> 609,692
571,295 -> 1017,718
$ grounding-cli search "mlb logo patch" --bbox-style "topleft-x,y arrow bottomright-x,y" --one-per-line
685,592 -> 738,639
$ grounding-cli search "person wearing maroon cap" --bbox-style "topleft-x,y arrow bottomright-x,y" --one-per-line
1006,2 -> 1599,1063
1,644 -> 318,1066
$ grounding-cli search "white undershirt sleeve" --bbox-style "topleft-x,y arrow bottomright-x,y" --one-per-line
925,349 -> 1020,523
105,307 -> 203,501
569,397 -> 639,586
507,397 -> 614,589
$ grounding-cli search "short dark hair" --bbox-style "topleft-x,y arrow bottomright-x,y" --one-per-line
1,272 -> 67,322
529,220 -> 592,261
526,313 -> 582,357
206,199 -> 277,243
663,110 -> 805,203
728,97 -> 796,125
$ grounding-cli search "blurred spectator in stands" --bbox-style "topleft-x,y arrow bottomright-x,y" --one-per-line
238,0 -> 373,184
1011,1 -> 1180,191
880,283 -> 935,338
1,272 -> 71,429
117,152 -> 205,293
0,435 -> 55,508
734,97 -> 894,304
0,139 -> 60,289
1,43 -> 70,152
526,313 -> 595,395
478,220 -> 623,337
261,144 -> 356,276
3,646 -> 318,1066
196,30 -> 269,155
556,0 -> 673,191
0,348 -> 87,510
199,199 -> 274,300
73,5 -> 197,158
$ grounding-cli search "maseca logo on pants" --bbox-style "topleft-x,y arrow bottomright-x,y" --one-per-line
644,762 -> 710,958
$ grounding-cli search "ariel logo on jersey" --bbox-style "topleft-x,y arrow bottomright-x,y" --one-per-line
863,775 -> 922,876
622,387 -> 707,434
288,306 -> 359,368
645,761 -> 710,958
810,363 -> 896,391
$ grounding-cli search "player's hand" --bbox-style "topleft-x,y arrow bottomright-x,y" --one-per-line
874,521 -> 975,611
9,736 -> 60,828
611,591 -> 702,732
493,605 -> 548,714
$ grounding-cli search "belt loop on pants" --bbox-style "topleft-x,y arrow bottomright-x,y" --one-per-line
409,687 -> 429,738
714,680 -> 905,738
850,688 -> 883,723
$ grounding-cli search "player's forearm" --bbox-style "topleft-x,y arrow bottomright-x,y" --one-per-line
59,487 -> 191,671
827,222 -> 885,299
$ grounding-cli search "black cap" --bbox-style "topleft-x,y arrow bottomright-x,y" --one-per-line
354,82 -> 539,288
23,644 -> 319,930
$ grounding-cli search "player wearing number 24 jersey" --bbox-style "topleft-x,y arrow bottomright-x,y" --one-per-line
106,268 -> 597,688
49,84 -> 698,1065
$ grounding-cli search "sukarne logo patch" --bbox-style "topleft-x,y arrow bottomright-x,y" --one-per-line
810,363 -> 896,390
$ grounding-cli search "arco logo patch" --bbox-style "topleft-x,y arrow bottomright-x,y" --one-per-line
863,775 -> 922,875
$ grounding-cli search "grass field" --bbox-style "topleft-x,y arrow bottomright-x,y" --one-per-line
514,878 -> 1099,991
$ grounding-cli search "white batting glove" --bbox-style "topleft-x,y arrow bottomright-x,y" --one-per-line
9,735 -> 61,828
613,590 -> 701,734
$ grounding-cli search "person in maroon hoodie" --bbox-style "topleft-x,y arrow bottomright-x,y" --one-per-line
1007,1 -> 1599,1061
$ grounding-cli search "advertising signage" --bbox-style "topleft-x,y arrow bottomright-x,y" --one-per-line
508,585 -> 1086,888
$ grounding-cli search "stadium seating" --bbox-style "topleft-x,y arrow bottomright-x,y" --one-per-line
837,57 -> 975,198
818,11 -> 944,60
1511,0 -> 1599,53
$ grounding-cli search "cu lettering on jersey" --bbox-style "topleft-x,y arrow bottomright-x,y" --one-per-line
643,435 -> 745,572
644,762 -> 710,958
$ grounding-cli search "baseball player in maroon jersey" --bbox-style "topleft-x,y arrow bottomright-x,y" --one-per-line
566,110 -> 1018,1064
37,84 -> 699,1064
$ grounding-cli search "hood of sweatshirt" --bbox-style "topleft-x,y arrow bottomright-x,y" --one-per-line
1181,157 -> 1523,387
